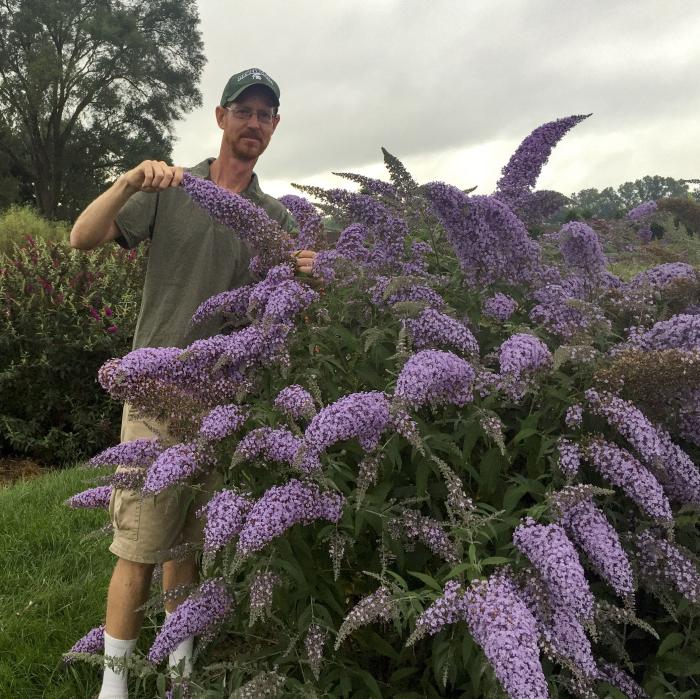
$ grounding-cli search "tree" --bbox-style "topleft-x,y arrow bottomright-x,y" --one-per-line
0,0 -> 205,219
616,175 -> 690,210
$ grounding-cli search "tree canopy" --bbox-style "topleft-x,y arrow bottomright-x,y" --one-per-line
0,0 -> 205,219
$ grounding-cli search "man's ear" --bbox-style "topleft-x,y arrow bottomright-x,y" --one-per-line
271,113 -> 281,133
215,105 -> 226,129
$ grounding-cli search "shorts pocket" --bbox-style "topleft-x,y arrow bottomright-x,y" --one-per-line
111,489 -> 143,542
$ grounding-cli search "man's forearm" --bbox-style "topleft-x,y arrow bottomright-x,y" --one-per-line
69,175 -> 137,250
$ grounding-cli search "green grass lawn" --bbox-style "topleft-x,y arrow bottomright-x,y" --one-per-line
0,468 -> 116,698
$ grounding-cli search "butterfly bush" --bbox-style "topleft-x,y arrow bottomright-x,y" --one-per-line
65,624 -> 105,659
394,349 -> 475,409
237,479 -> 345,557
634,530 -> 700,603
197,489 -> 252,552
483,292 -> 518,321
69,114 -> 700,697
148,579 -> 232,664
273,384 -> 316,421
403,307 -> 479,356
464,572 -> 549,699
495,114 -> 590,209
626,200 -> 658,221
556,496 -> 634,600
65,485 -> 112,510
513,518 -> 594,621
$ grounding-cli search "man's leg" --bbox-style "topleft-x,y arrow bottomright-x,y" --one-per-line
99,558 -> 154,699
162,556 -> 199,680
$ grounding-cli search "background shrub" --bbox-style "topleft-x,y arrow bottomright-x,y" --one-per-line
0,205 -> 70,256
0,235 -> 146,465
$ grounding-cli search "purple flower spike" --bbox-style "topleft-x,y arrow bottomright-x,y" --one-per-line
499,333 -> 552,377
277,194 -> 324,249
237,479 -> 344,556
495,114 -> 590,209
586,439 -> 672,523
413,580 -> 468,639
65,486 -> 112,510
558,221 -> 608,276
148,579 -> 232,664
181,173 -> 292,271
483,292 -> 518,322
234,427 -> 302,466
395,350 -> 475,410
199,404 -> 248,442
626,200 -> 658,221
191,285 -> 253,326
403,308 -> 479,356
197,490 -> 253,552
558,497 -> 634,600
302,391 -> 391,467
88,439 -> 164,469
630,262 -> 696,290
274,384 -> 316,421
65,625 -> 105,659
143,442 -> 212,494
513,517 -> 594,621
335,586 -> 394,649
465,572 -> 549,699
557,438 -> 582,478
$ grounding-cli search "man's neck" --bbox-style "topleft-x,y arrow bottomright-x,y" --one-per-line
209,151 -> 257,193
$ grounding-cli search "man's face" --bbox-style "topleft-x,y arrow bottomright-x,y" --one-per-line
216,86 -> 280,162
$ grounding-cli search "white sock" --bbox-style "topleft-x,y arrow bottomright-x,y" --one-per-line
99,632 -> 137,699
166,610 -> 194,679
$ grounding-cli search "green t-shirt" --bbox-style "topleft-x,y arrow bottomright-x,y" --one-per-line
115,158 -> 297,349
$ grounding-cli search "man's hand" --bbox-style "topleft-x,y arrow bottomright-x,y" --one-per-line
122,160 -> 184,194
292,249 -> 316,275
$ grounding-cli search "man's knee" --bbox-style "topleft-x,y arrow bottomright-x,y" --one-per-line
113,557 -> 156,584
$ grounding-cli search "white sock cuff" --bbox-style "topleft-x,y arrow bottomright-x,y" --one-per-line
103,631 -> 138,656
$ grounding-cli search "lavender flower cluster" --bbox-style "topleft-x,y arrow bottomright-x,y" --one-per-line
237,479 -> 344,556
626,200 -> 658,221
65,486 -> 112,510
495,114 -> 590,210
190,285 -> 252,327
630,261 -> 696,290
558,221 -> 608,276
142,441 -> 213,494
620,314 -> 700,353
513,517 -> 594,621
66,625 -> 105,658
277,193 -> 324,249
394,350 -> 475,409
403,308 -> 479,356
199,404 -> 248,441
148,578 -> 232,663
233,427 -> 302,467
274,384 -> 316,421
498,333 -> 552,378
88,438 -> 163,469
482,292 -> 518,322
197,489 -> 253,552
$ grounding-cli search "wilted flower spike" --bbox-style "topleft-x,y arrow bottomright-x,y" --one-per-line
395,509 -> 459,563
230,671 -> 286,698
305,623 -> 327,680
148,579 -> 232,664
249,571 -> 281,626
598,660 -> 649,699
335,586 -> 394,649
635,530 -> 700,604
565,404 -> 583,428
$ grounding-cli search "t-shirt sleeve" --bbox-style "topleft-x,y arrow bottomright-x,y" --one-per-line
114,191 -> 158,249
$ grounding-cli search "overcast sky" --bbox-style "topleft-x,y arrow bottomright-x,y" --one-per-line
171,0 -> 700,198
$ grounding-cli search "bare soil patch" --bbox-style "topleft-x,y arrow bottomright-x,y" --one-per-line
0,458 -> 48,487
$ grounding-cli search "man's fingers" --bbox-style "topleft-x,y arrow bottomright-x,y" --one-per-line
172,166 -> 185,188
141,161 -> 156,190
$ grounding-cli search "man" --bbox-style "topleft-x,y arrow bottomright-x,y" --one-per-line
70,68 -> 313,699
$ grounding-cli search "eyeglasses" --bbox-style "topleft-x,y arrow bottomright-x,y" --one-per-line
225,105 -> 276,125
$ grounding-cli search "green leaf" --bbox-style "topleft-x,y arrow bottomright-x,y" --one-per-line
407,570 -> 442,592
657,632 -> 685,656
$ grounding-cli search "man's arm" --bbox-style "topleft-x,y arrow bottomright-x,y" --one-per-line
70,160 -> 184,250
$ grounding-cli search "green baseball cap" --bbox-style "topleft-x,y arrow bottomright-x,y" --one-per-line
220,68 -> 280,107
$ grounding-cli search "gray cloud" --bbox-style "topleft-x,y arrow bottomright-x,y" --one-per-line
172,0 -> 700,193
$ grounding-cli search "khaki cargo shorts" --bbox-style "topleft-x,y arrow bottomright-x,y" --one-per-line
108,404 -> 222,565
